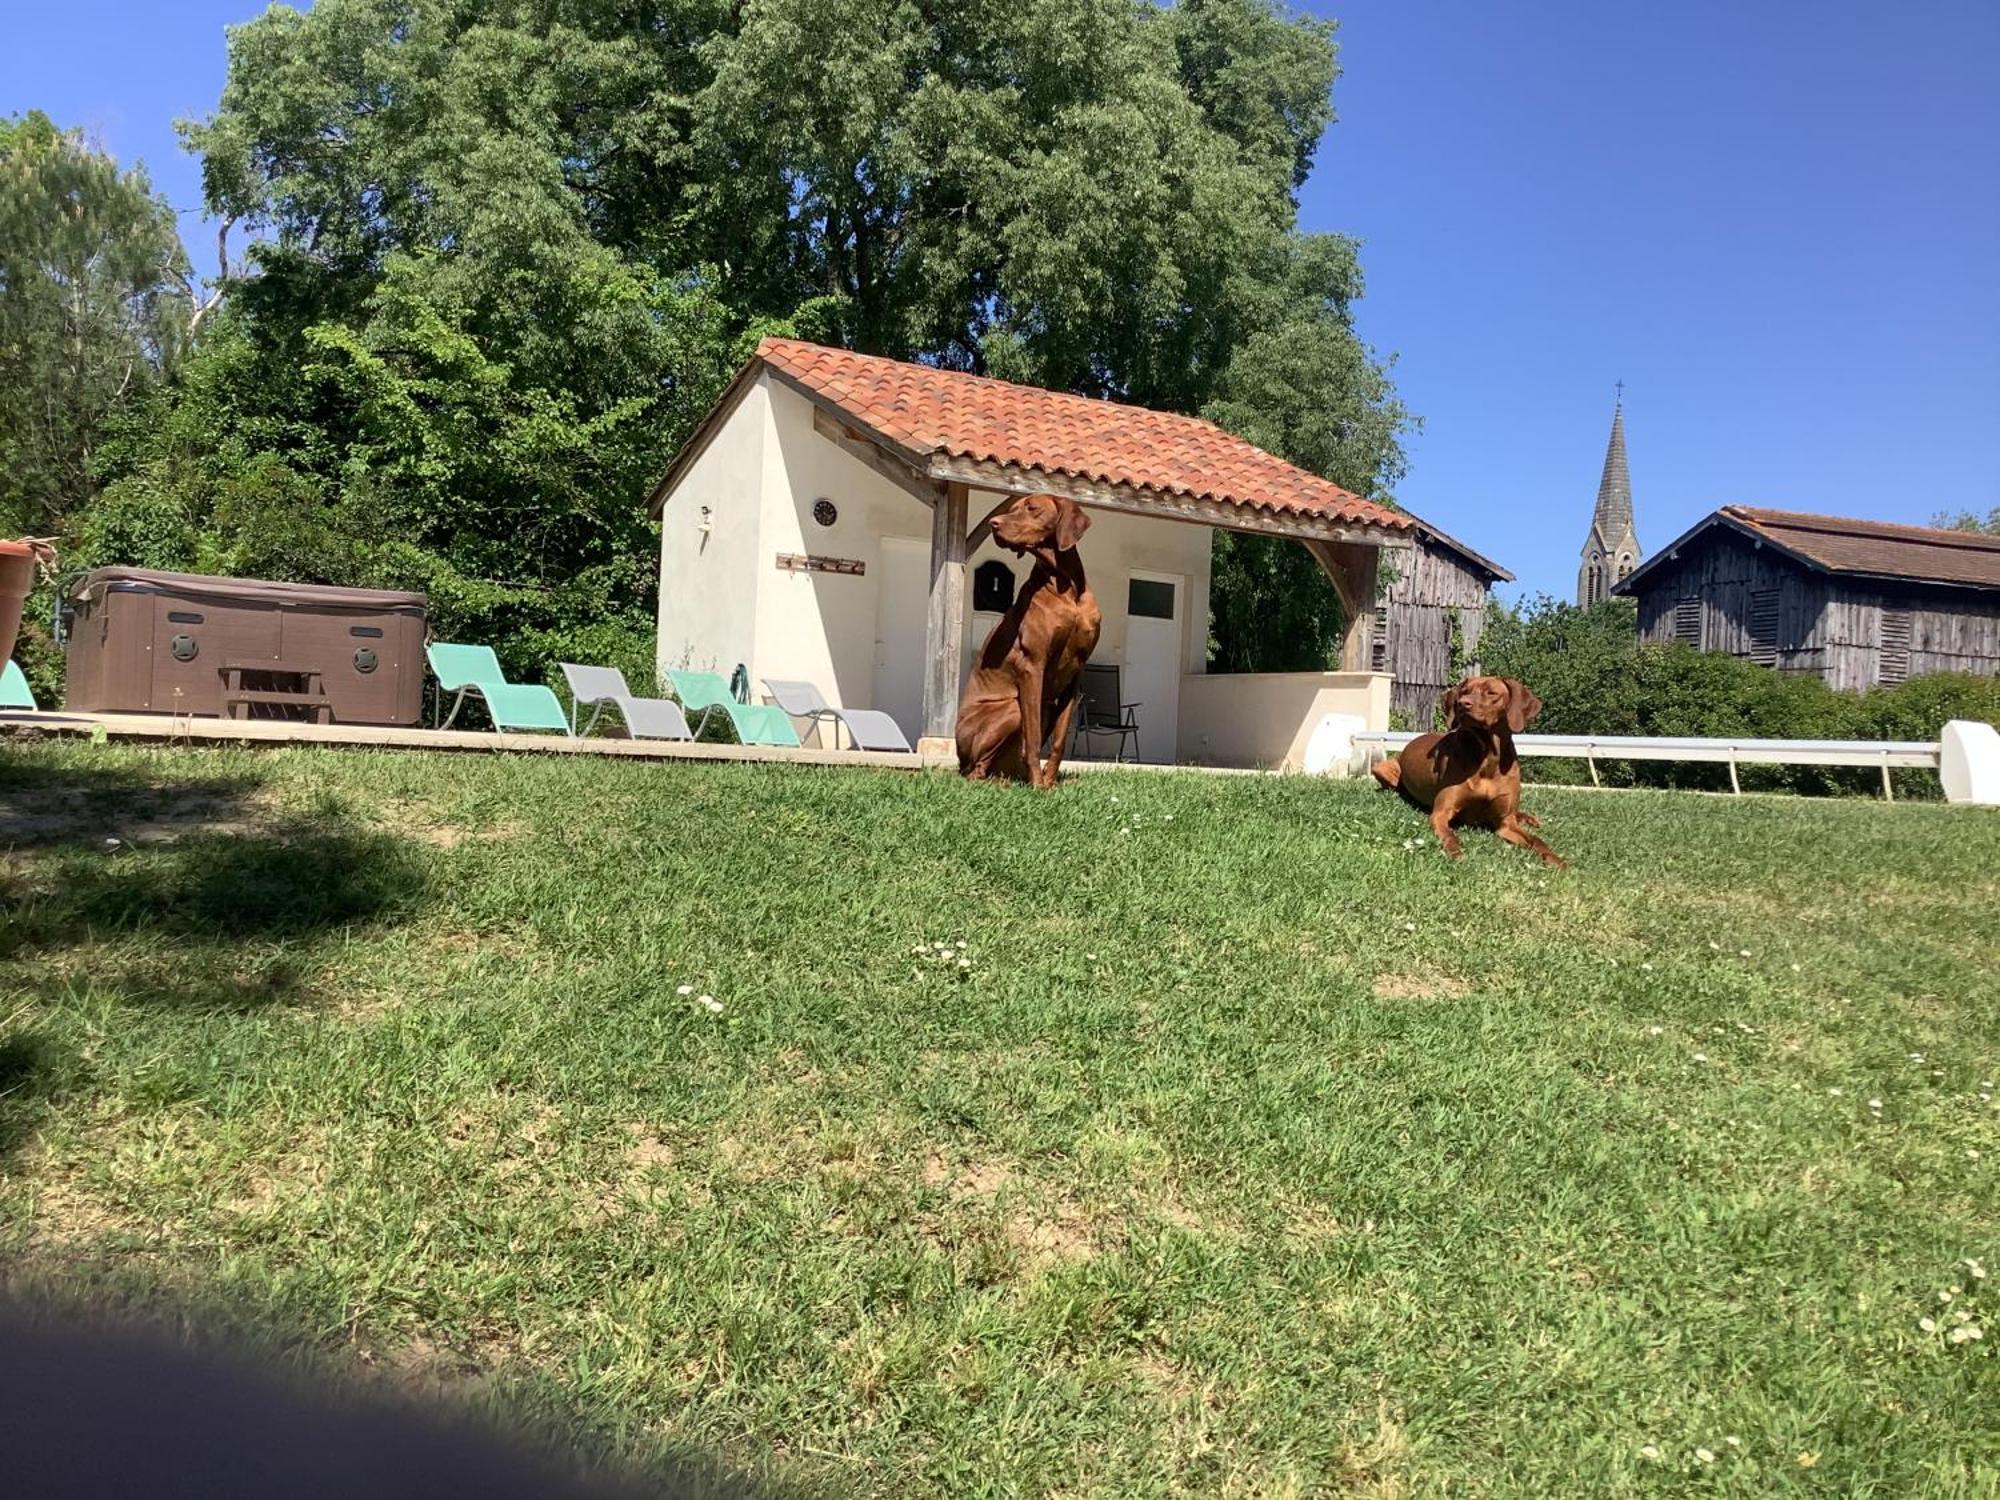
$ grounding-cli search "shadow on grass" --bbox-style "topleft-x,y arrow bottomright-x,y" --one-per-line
1,760 -> 436,1158
0,756 -> 269,852
3,822 -> 430,953
0,1028 -> 58,1159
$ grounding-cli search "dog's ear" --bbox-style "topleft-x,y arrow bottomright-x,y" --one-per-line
1054,497 -> 1091,552
1504,678 -> 1542,732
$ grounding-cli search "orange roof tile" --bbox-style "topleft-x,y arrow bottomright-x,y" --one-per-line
753,338 -> 1411,532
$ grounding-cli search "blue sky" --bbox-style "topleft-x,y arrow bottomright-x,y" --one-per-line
6,0 -> 1996,603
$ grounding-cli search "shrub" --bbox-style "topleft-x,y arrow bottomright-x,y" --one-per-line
1481,595 -> 1998,797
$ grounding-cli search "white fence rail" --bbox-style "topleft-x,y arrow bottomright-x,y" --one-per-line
1349,726 -> 2000,802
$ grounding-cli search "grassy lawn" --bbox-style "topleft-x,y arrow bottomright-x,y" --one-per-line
2,743 -> 1996,1497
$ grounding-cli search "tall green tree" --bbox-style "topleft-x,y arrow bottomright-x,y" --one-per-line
100,0 -> 1408,677
1932,507 -> 2000,536
0,112 -> 189,537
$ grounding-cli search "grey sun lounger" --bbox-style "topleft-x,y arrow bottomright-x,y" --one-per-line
560,663 -> 695,740
762,678 -> 914,753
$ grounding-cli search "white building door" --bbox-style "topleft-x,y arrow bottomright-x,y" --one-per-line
1123,570 -> 1183,764
873,537 -> 929,742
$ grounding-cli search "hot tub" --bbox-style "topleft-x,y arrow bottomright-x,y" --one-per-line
62,568 -> 428,726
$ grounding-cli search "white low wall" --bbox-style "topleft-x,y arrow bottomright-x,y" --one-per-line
1177,671 -> 1391,772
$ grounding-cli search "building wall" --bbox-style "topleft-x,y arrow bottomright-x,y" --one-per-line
1375,538 -> 1494,728
655,374 -> 772,685
754,374 -> 937,708
1630,529 -> 2000,689
1178,671 -> 1390,770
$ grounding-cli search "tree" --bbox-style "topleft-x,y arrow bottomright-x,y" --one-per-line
0,112 -> 188,537
1202,233 -> 1411,670
97,0 -> 1407,679
1932,507 -> 2000,536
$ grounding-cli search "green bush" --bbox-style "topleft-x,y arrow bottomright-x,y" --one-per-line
1481,595 -> 1999,797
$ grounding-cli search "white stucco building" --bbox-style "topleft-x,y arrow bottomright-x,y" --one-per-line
648,339 -> 1418,767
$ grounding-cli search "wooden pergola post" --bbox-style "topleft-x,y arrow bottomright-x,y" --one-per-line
919,481 -> 970,752
1304,539 -> 1385,672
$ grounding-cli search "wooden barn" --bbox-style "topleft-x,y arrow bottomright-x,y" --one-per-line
1372,525 -> 1514,727
1615,506 -> 2000,690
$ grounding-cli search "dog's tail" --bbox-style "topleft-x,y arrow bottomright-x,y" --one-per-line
1369,757 -> 1401,790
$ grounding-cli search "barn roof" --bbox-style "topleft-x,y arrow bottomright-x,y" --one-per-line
1409,523 -> 1514,583
648,339 -> 1415,544
1616,506 -> 2000,595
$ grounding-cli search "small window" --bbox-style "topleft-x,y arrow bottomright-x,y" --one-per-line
1672,597 -> 1702,646
973,559 -> 1016,613
1879,608 -> 1911,685
1128,578 -> 1175,620
1616,554 -> 1635,579
1747,589 -> 1779,666
1369,608 -> 1388,673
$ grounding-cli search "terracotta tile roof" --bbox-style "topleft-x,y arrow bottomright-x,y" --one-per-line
1721,506 -> 2000,590
754,338 -> 1411,531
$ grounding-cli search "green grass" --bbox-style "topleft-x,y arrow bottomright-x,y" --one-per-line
2,743 -> 1997,1497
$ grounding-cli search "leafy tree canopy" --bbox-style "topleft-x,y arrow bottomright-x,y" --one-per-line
0,111 -> 188,537
75,0 -> 1409,682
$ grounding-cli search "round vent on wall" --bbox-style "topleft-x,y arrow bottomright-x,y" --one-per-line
812,498 -> 838,528
168,634 -> 198,662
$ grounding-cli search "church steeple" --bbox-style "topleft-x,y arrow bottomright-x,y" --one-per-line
1577,389 -> 1643,607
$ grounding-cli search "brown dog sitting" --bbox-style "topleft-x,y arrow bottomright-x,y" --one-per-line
1371,675 -> 1565,867
956,494 -> 1101,787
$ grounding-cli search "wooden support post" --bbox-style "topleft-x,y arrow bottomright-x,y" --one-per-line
1728,753 -> 1741,795
1303,540 -> 1382,673
1880,754 -> 1894,802
920,482 -> 970,753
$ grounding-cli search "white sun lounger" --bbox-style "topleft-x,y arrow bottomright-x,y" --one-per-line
761,678 -> 913,753
560,663 -> 695,740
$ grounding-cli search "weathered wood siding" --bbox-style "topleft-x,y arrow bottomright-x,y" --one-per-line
1630,529 -> 2000,689
1376,539 -> 1493,726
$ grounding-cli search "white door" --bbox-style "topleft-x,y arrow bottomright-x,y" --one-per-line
873,537 -> 929,742
1123,570 -> 1183,764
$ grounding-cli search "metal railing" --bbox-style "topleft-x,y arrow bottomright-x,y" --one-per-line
1350,730 -> 1940,800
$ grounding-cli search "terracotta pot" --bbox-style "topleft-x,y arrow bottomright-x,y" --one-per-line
0,539 -> 39,668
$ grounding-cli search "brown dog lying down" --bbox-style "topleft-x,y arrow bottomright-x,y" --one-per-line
957,494 -> 1101,787
1371,675 -> 1566,867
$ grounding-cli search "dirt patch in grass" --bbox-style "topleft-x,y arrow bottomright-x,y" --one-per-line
1371,967 -> 1470,1001
915,1150 -> 1102,1270
358,1326 -> 524,1400
0,783 -> 283,849
625,1123 -> 676,1171
408,821 -> 530,850
375,797 -> 530,850
13,1127 -> 157,1252
1006,1205 -> 1100,1266
921,1151 -> 1013,1196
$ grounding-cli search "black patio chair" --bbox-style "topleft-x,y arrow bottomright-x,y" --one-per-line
1070,662 -> 1140,762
